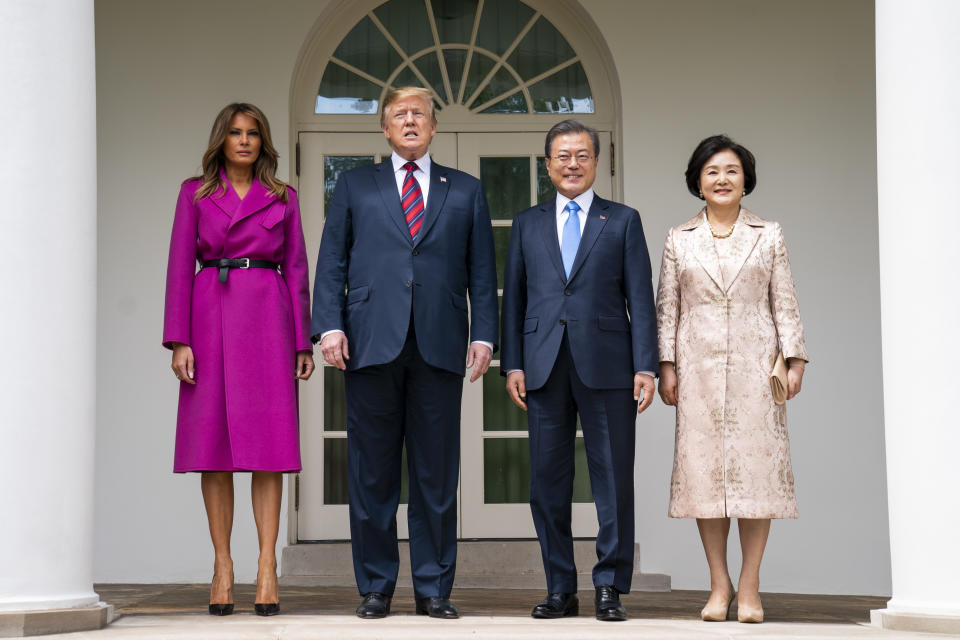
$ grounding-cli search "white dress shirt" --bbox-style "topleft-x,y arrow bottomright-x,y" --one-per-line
322,151 -> 492,356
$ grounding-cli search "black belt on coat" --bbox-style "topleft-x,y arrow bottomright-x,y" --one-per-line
201,258 -> 280,283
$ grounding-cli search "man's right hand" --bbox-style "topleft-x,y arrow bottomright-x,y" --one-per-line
505,371 -> 527,411
320,332 -> 350,370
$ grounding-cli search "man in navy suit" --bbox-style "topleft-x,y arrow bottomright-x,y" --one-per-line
311,87 -> 498,620
500,120 -> 657,621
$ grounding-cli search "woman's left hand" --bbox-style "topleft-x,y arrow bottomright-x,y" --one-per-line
296,351 -> 316,380
787,359 -> 805,399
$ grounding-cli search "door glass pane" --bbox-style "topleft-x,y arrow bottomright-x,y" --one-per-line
536,156 -> 557,203
471,66 -> 521,110
506,16 -> 575,81
475,0 -> 536,57
480,157 -> 530,219
431,0 -> 479,44
529,61 -> 594,113
480,91 -> 528,114
332,16 -> 403,82
323,367 -> 346,431
484,437 -> 592,503
462,53 -> 497,104
324,439 -> 411,504
482,367 -> 527,431
483,438 -> 528,503
492,226 -> 510,288
374,0 -> 433,55
316,64 -> 381,114
323,439 -> 349,504
389,64 -> 422,90
324,156 -> 376,214
410,52 -> 447,104
443,49 -> 468,100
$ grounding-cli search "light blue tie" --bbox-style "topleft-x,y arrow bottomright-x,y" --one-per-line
561,201 -> 581,278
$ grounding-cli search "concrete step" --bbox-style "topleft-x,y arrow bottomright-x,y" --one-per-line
281,540 -> 670,591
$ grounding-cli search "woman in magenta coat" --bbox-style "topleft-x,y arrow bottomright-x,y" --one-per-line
163,103 -> 314,616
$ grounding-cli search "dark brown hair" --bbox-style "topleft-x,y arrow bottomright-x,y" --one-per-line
194,103 -> 287,202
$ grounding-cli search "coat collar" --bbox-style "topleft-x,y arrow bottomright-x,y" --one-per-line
679,207 -> 767,231
537,195 -> 611,283
210,167 -> 281,228
682,207 -> 765,293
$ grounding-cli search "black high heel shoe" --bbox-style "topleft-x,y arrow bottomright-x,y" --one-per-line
208,603 -> 234,616
254,603 -> 280,616
208,570 -> 234,616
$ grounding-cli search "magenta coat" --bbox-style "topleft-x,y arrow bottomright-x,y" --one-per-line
163,173 -> 312,472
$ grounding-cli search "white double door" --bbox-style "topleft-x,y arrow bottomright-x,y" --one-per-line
296,130 -> 612,542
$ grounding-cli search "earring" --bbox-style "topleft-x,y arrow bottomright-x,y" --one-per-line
742,190 -> 746,197
699,190 -> 703,198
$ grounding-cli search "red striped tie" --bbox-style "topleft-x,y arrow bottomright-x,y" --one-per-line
401,161 -> 424,239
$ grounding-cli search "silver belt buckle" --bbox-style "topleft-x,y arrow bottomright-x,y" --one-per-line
239,258 -> 250,269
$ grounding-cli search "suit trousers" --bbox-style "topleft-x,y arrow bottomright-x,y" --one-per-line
344,318 -> 463,598
527,333 -> 637,594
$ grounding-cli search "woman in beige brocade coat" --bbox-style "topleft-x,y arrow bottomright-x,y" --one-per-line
656,135 -> 808,624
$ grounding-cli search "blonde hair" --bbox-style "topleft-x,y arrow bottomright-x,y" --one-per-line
380,87 -> 437,128
194,103 -> 288,202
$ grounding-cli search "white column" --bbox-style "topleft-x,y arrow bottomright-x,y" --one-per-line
0,0 -> 99,611
874,0 -> 960,631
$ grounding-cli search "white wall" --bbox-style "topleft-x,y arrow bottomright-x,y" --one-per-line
93,0 -> 326,583
95,0 -> 888,594
582,0 -> 888,595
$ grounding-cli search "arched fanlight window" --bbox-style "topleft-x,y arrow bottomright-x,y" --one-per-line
316,0 -> 594,115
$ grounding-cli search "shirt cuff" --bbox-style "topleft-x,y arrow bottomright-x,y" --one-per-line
505,369 -> 523,375
636,370 -> 655,377
319,329 -> 345,341
471,340 -> 494,352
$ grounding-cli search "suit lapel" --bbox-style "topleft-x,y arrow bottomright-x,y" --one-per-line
721,209 -> 764,293
228,177 -> 276,229
689,212 -> 725,292
566,196 -> 609,283
414,162 -> 450,247
536,199 -> 567,282
374,160 -> 412,242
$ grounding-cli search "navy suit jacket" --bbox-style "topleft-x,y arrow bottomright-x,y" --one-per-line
500,196 -> 658,390
311,159 -> 498,376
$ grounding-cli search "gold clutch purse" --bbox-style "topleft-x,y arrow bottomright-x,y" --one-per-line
770,351 -> 788,405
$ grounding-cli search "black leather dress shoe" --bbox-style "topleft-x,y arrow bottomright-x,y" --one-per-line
531,592 -> 579,618
356,592 -> 391,619
595,585 -> 627,621
208,603 -> 234,616
415,596 -> 459,619
254,603 -> 280,616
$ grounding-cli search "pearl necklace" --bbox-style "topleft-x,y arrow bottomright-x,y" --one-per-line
706,208 -> 740,239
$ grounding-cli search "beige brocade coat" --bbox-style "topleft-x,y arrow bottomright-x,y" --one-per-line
656,209 -> 808,519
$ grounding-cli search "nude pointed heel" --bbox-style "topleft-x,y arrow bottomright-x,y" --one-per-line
737,603 -> 764,623
700,594 -> 734,621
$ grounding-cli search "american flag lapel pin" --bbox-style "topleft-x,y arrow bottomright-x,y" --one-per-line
440,176 -> 447,182
600,214 -> 607,220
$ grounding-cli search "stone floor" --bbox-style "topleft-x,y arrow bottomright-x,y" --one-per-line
29,584 -> 955,639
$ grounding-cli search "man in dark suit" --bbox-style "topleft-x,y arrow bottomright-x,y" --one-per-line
311,87 -> 498,620
500,120 -> 658,621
